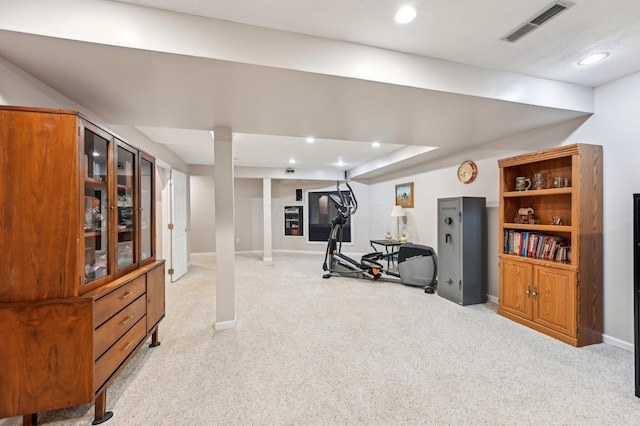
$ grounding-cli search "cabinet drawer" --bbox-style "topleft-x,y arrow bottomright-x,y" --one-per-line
94,295 -> 146,359
94,317 -> 146,391
94,276 -> 146,326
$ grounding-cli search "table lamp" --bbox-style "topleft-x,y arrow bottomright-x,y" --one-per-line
390,205 -> 406,241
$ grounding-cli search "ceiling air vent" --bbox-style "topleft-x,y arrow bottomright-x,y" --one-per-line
501,0 -> 575,43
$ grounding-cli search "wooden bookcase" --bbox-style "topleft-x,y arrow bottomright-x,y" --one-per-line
497,144 -> 602,347
0,106 -> 165,424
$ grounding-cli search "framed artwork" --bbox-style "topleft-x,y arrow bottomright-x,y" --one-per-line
395,182 -> 414,208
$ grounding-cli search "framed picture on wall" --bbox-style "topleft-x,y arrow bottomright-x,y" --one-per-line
395,182 -> 414,208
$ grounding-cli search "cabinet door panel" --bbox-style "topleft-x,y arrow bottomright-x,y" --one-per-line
0,299 -> 93,417
147,262 -> 166,332
83,126 -> 112,288
116,143 -> 137,275
533,266 -> 576,337
500,259 -> 533,319
0,111 -> 80,302
139,154 -> 154,262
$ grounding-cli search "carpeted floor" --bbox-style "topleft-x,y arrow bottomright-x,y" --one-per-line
8,252 -> 640,425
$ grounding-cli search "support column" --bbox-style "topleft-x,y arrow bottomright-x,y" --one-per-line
263,178 -> 273,262
214,126 -> 236,330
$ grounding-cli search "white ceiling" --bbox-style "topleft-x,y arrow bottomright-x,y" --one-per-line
1,0 -> 638,179
114,0 -> 640,88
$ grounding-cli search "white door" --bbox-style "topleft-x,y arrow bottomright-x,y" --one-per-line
170,169 -> 188,281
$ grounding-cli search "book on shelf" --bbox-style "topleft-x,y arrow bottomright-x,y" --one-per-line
503,229 -> 570,262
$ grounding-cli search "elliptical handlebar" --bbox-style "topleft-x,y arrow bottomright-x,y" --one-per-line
337,180 -> 357,218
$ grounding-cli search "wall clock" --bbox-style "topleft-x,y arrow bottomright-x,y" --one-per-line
457,160 -> 478,184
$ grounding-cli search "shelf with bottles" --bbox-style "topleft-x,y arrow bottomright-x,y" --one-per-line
84,241 -> 109,283
84,193 -> 105,230
501,153 -> 572,192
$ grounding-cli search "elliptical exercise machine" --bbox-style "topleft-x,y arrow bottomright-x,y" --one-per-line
321,181 -> 383,280
322,181 -> 437,292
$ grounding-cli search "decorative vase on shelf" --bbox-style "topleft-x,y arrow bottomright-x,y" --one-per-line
400,234 -> 408,243
385,232 -> 392,240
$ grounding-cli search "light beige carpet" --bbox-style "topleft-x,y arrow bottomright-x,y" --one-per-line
10,252 -> 640,425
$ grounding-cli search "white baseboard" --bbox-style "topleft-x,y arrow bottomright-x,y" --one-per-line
263,257 -> 273,262
487,294 -> 499,304
602,333 -> 633,352
215,318 -> 237,330
272,249 -> 325,255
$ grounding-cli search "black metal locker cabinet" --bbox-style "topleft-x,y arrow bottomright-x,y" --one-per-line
437,197 -> 487,305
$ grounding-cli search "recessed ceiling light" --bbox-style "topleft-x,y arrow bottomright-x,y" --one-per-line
289,159 -> 296,164
306,137 -> 315,143
394,6 -> 417,24
372,141 -> 381,148
337,160 -> 345,167
578,53 -> 609,66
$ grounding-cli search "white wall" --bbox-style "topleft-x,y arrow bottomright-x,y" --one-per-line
190,168 -> 268,254
235,178 -> 265,252
189,166 -> 216,253
560,72 -> 640,349
0,56 -> 188,173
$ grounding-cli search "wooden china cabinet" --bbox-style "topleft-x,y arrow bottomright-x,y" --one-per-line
497,144 -> 602,347
0,106 -> 165,425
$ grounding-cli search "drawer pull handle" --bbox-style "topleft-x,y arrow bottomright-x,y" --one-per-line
120,315 -> 134,326
121,291 -> 133,300
122,341 -> 133,352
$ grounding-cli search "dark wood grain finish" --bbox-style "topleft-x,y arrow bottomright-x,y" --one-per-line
94,294 -> 146,358
146,262 -> 165,332
93,275 -> 146,326
0,109 -> 80,303
0,299 -> 93,418
0,106 -> 164,423
94,317 -> 146,391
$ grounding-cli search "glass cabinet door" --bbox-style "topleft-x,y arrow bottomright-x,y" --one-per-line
116,143 -> 137,272
84,128 -> 110,284
140,154 -> 154,263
